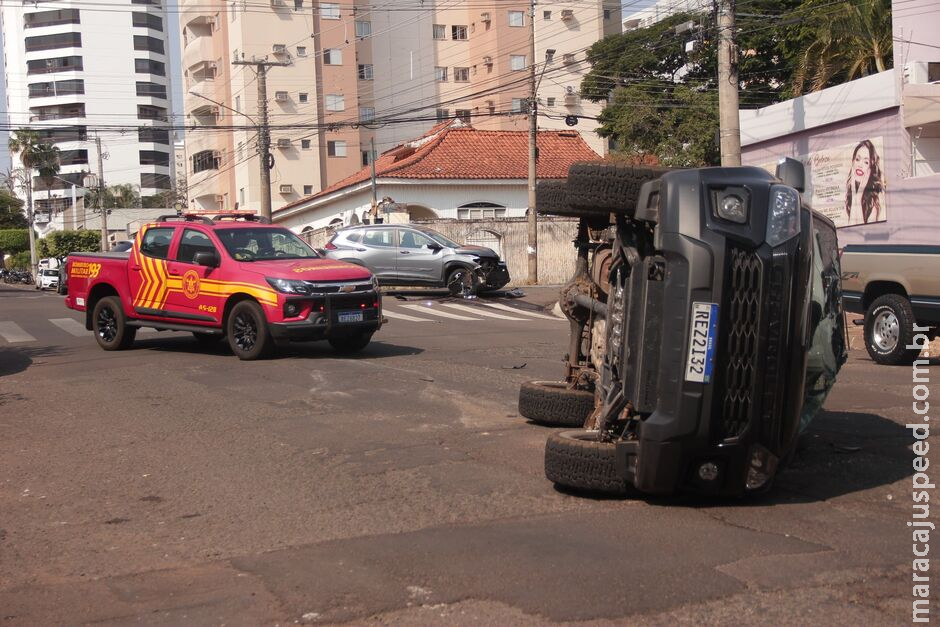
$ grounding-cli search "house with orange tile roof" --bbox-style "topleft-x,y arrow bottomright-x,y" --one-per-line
273,120 -> 600,234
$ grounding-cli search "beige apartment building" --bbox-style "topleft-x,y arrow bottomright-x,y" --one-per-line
180,1 -> 620,214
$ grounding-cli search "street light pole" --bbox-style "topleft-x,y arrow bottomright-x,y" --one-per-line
526,0 -> 538,285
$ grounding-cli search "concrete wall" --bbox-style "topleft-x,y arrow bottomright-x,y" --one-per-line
301,216 -> 578,286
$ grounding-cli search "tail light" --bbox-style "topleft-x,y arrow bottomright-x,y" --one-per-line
324,241 -> 338,250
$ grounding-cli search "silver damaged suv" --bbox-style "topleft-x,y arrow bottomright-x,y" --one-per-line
323,224 -> 510,295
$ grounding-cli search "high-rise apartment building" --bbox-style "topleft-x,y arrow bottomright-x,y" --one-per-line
1,0 -> 174,225
622,0 -> 709,31
181,1 -> 620,214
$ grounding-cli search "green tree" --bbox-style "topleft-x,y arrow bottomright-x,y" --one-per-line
0,229 -> 30,258
0,190 -> 26,229
86,183 -> 142,209
8,129 -> 60,275
36,229 -> 100,259
790,0 -> 893,95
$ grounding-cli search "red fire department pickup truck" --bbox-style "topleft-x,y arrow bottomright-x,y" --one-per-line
64,213 -> 383,360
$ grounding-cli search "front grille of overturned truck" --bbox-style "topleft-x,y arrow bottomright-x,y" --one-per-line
719,245 -> 763,439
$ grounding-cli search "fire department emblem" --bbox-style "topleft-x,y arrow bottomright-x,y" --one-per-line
182,270 -> 200,300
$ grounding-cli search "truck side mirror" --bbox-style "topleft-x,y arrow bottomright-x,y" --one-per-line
775,157 -> 805,193
194,250 -> 220,267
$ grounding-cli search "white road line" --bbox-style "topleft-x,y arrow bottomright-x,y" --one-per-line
0,322 -> 36,344
438,303 -> 527,321
481,302 -> 563,320
49,318 -> 87,337
400,304 -> 482,321
383,309 -> 437,323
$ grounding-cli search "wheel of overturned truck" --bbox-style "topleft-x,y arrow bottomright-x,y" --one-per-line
864,294 -> 921,365
545,430 -> 635,496
565,162 -> 669,217
518,381 -> 594,427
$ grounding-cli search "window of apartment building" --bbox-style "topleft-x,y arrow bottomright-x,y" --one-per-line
508,11 -> 524,27
30,104 -> 86,121
135,58 -> 166,76
24,9 -> 80,29
359,106 -> 375,122
303,185 -> 313,195
455,109 -> 471,123
301,139 -> 311,149
137,105 -> 167,120
434,66 -> 447,82
191,150 -> 220,173
133,35 -> 164,54
323,48 -> 342,65
141,173 -> 172,190
35,126 -> 87,143
27,56 -> 83,75
136,81 -> 167,98
355,20 -> 371,37
239,188 -> 245,207
25,32 -> 82,52
320,3 -> 339,19
436,108 -> 449,121
361,150 -> 375,166
298,92 -> 308,103
139,150 -> 170,166
28,79 -> 84,97
235,95 -> 241,112
236,141 -> 244,159
325,94 -> 344,111
132,12 -> 163,31
510,55 -> 526,71
543,10 -> 552,19
131,0 -> 162,5
358,64 -> 373,80
139,127 -> 170,144
296,45 -> 306,56
451,25 -> 468,40
546,97 -> 555,107
59,149 -> 88,165
511,98 -> 526,113
604,9 -> 611,19
432,24 -> 446,40
327,140 -> 346,157
294,0 -> 304,9
453,67 -> 470,82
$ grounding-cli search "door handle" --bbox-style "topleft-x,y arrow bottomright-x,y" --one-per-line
356,248 -> 366,252
400,250 -> 410,254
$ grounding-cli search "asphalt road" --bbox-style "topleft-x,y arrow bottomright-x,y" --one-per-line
0,282 -> 934,625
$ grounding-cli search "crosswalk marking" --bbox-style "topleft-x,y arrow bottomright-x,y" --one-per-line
384,309 -> 437,323
400,304 -> 482,321
49,318 -> 87,336
480,302 -> 562,320
437,302 -> 527,321
0,321 -> 36,343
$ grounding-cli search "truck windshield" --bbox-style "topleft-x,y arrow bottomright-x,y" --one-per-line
216,227 -> 320,262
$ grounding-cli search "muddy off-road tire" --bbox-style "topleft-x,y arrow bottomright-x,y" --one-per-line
535,180 -> 578,217
545,430 -> 634,495
518,381 -> 594,427
566,162 -> 669,217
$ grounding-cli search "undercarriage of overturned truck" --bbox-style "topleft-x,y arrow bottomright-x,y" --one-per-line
523,159 -> 847,499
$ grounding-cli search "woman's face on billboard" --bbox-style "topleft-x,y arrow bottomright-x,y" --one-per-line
851,145 -> 872,186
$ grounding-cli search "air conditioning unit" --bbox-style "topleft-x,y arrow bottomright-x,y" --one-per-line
274,91 -> 289,102
279,184 -> 293,194
482,55 -> 493,65
562,53 -> 576,64
270,0 -> 284,6
561,9 -> 574,20
276,138 -> 292,148
214,194 -> 225,203
272,43 -> 287,54
564,90 -> 580,106
480,12 -> 490,22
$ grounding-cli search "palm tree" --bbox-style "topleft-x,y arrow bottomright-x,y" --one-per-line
792,0 -> 893,96
8,129 -> 61,278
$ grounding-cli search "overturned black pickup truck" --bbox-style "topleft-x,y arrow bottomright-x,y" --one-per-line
520,159 -> 847,497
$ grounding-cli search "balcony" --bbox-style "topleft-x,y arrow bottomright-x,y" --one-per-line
183,27 -> 214,72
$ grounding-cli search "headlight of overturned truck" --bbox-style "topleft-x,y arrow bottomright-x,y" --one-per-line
766,184 -> 801,247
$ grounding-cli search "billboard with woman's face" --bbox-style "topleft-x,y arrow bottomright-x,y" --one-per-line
761,137 -> 888,228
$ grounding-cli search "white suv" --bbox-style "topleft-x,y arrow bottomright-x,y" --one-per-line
37,268 -> 59,290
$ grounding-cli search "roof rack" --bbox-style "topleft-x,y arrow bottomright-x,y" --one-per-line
156,213 -> 214,225
153,211 -> 272,225
211,211 -> 272,224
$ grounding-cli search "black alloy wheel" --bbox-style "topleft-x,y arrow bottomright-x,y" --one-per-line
227,300 -> 273,360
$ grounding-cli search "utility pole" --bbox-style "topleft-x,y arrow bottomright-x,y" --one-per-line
233,57 -> 291,221
96,134 -> 109,251
369,137 -> 378,222
526,0 -> 538,284
717,0 -> 741,166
